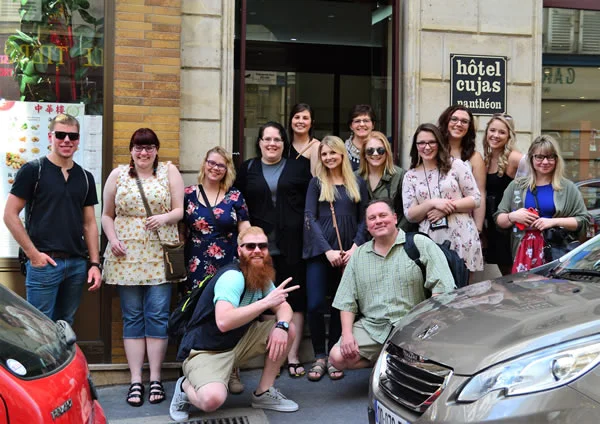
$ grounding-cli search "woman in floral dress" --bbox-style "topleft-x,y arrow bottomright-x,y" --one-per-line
183,146 -> 250,293
402,123 -> 483,277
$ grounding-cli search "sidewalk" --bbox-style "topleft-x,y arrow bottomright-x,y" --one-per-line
98,366 -> 372,424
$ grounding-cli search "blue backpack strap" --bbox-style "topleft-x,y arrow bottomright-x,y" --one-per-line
404,232 -> 426,282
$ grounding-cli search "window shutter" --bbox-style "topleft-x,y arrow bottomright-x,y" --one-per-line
546,8 -> 576,54
579,10 -> 600,55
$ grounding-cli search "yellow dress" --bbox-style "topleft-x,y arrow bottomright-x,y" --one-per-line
103,162 -> 179,285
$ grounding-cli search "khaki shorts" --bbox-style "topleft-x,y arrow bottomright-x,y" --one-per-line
334,320 -> 383,363
182,319 -> 274,391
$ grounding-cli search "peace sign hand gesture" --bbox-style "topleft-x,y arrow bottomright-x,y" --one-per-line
263,277 -> 300,309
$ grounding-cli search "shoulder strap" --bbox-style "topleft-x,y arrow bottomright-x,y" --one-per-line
404,232 -> 426,282
135,176 -> 164,243
25,158 -> 43,231
198,184 -> 220,232
531,187 -> 540,212
79,165 -> 89,207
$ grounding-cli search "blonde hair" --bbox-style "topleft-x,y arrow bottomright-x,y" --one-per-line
315,136 -> 361,203
483,114 -> 516,177
237,226 -> 267,245
197,146 -> 236,192
523,134 -> 565,191
358,131 -> 397,179
50,113 -> 80,131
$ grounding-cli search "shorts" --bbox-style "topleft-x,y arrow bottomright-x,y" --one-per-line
334,320 -> 383,363
182,319 -> 275,390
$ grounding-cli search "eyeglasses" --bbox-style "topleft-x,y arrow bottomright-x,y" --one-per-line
240,242 -> 269,251
52,131 -> 80,141
352,118 -> 372,125
416,141 -> 438,149
449,116 -> 471,126
133,145 -> 157,153
533,154 -> 557,163
366,147 -> 386,156
261,137 -> 283,144
206,159 -> 227,171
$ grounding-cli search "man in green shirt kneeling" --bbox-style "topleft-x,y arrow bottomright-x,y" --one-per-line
329,198 -> 455,371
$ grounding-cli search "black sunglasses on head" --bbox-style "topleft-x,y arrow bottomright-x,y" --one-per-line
52,131 -> 80,141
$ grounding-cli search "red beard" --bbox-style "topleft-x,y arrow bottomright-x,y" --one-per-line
239,252 -> 276,292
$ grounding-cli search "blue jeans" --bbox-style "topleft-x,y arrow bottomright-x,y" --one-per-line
306,254 -> 343,358
118,284 -> 172,339
25,257 -> 88,325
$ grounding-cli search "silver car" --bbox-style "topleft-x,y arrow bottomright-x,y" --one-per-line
368,234 -> 600,423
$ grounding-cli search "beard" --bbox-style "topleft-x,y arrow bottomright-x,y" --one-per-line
239,252 -> 276,292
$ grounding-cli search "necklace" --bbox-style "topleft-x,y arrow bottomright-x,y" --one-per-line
422,164 -> 441,200
213,187 -> 221,206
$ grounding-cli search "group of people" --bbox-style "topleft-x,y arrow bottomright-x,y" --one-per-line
3,105 -> 591,420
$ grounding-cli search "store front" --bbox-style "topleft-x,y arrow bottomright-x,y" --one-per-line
233,0 -> 399,161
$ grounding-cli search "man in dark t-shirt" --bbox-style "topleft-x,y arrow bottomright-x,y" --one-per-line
3,113 -> 101,325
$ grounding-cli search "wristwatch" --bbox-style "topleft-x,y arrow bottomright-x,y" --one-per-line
88,262 -> 102,271
275,321 -> 289,332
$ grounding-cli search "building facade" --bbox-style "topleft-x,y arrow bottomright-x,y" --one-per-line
0,0 -> 597,362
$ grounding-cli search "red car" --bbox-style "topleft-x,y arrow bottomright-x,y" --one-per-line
0,284 -> 106,423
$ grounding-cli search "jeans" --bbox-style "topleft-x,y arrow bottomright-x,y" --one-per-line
25,257 -> 88,325
118,284 -> 172,339
306,254 -> 343,358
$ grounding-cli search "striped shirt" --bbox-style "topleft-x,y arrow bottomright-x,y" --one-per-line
332,230 -> 455,344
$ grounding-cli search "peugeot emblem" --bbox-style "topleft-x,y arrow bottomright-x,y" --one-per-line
417,323 -> 440,340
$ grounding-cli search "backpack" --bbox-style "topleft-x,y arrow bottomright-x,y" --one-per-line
404,232 -> 469,289
167,273 -> 214,339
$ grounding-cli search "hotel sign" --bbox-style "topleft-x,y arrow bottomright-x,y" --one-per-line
450,54 -> 507,115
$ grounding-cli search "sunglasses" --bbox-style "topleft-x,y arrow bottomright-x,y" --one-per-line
366,147 -> 386,156
52,131 -> 80,141
240,242 -> 269,251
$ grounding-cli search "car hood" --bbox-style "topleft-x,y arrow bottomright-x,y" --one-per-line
390,273 -> 600,375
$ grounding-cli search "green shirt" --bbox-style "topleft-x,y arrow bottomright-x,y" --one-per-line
332,230 -> 455,344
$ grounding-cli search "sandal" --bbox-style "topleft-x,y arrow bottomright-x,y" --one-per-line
307,359 -> 327,382
126,382 -> 144,407
148,380 -> 166,404
288,362 -> 306,378
327,361 -> 344,381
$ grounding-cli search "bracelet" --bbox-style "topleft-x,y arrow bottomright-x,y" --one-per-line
88,262 -> 102,271
507,213 -> 514,224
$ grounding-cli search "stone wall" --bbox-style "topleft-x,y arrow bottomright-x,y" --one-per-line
179,0 -> 235,185
400,0 -> 543,166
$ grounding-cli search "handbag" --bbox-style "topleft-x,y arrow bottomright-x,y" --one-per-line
512,230 -> 546,273
531,188 -> 580,262
135,176 -> 187,283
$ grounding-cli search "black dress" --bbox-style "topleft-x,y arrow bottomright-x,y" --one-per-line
484,172 -> 513,265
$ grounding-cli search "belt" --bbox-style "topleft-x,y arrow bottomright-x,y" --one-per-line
43,251 -> 75,259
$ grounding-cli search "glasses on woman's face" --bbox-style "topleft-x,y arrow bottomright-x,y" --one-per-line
206,159 -> 227,172
261,137 -> 283,144
133,145 -> 157,153
533,154 -> 557,163
449,116 -> 470,126
352,118 -> 372,125
366,147 -> 386,156
240,242 -> 268,251
416,141 -> 438,150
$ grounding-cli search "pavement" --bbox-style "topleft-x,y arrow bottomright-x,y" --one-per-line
98,366 -> 372,424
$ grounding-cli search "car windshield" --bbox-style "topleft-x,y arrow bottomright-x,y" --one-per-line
555,235 -> 600,276
0,285 -> 74,379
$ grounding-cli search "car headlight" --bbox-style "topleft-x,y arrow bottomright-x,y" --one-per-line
372,343 -> 390,388
457,335 -> 600,402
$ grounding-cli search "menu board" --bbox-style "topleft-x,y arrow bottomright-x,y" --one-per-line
0,101 -> 102,258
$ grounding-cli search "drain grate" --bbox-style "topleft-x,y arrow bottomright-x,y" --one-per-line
186,417 -> 250,424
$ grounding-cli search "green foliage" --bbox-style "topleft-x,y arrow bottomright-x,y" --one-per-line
5,0 -> 104,114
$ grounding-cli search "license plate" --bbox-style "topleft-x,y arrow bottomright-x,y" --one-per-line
375,400 -> 411,424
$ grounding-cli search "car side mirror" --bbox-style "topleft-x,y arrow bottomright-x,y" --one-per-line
56,320 -> 77,346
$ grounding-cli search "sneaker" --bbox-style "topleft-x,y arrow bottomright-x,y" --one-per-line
228,367 -> 244,394
169,376 -> 190,422
251,387 -> 299,412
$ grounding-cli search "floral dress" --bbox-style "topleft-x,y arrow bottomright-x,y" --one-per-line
103,162 -> 179,285
402,159 -> 484,272
183,185 -> 249,292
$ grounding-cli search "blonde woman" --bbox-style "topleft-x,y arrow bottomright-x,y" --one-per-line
482,114 -> 523,275
495,135 -> 589,265
182,146 -> 250,293
356,131 -> 414,232
303,135 -> 368,382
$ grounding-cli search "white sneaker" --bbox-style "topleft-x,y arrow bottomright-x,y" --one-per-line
169,376 -> 190,422
251,387 -> 299,412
